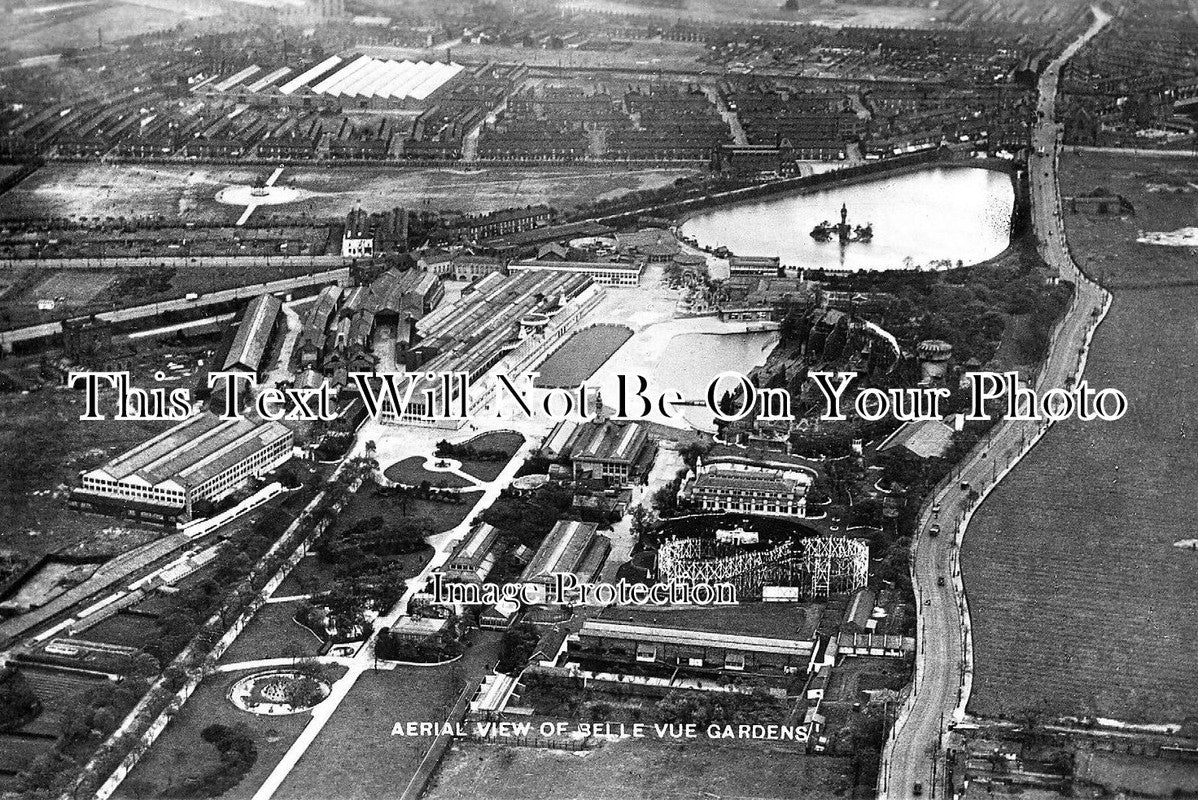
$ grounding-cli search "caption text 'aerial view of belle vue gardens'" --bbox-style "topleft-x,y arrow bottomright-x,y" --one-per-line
0,0 -> 1194,798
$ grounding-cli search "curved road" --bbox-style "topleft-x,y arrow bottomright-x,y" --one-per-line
879,8 -> 1112,798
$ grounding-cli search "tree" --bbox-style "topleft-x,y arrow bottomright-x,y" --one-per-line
126,652 -> 161,679
0,668 -> 40,731
496,623 -> 540,674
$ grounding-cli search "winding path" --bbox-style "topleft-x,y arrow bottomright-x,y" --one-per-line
248,436 -> 537,800
878,7 -> 1112,797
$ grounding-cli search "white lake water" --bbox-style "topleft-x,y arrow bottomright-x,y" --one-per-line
680,166 -> 1015,271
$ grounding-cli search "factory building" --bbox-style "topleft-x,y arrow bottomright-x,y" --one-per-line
75,413 -> 293,519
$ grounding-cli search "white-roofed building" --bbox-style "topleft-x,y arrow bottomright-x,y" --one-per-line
277,55 -> 465,109
75,412 -> 293,518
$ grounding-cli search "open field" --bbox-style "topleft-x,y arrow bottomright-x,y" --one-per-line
118,666 -> 347,800
961,153 -> 1198,723
0,387 -> 170,559
6,2 -> 203,56
426,739 -> 855,800
0,163 -> 696,222
79,610 -> 160,649
272,668 -> 460,800
217,599 -> 323,665
534,324 -> 633,388
384,457 -> 475,489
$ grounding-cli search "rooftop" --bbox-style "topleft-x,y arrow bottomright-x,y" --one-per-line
876,417 -> 956,459
224,293 -> 282,372
579,618 -> 814,656
445,523 -> 502,569
87,413 -> 291,490
307,55 -> 463,100
520,520 -> 598,584
599,604 -> 822,642
572,419 -> 649,464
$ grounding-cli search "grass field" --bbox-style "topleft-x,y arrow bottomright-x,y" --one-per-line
534,324 -> 633,388
0,163 -> 696,222
448,431 -> 525,482
217,600 -> 324,666
272,668 -> 460,800
425,739 -> 856,800
0,388 -> 170,559
118,667 -> 346,800
383,457 -> 475,489
961,153 -> 1198,723
6,3 -> 201,56
79,610 -> 160,649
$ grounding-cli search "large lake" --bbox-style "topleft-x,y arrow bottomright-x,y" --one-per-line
680,166 -> 1015,271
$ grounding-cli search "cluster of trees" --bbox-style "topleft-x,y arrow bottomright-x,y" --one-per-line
496,623 -> 541,674
480,483 -> 574,548
143,506 -> 298,665
835,245 -> 1073,368
18,678 -> 148,795
164,724 -> 257,798
314,431 -> 355,462
316,514 -> 431,562
434,440 -> 510,462
0,668 -> 40,732
652,687 -> 783,728
280,676 -> 326,709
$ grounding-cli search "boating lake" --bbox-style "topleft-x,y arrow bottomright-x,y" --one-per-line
680,165 -> 1015,271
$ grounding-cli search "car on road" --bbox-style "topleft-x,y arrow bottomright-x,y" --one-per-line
914,782 -> 924,796
960,480 -> 971,491
937,576 -> 946,587
932,501 -> 941,513
929,523 -> 940,537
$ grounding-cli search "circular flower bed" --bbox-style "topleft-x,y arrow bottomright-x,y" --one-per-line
228,670 -> 331,716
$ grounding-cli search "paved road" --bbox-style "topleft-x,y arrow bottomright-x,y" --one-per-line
879,8 -> 1112,798
250,436 -> 537,800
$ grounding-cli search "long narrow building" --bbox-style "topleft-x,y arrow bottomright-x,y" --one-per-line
74,413 -> 293,519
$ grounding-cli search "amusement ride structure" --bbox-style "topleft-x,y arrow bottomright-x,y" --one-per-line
655,535 -> 869,599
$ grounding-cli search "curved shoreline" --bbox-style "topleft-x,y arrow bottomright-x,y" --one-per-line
677,162 -> 1017,270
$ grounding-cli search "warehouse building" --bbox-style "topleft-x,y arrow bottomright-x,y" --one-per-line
75,413 -> 294,519
223,293 -> 284,377
519,520 -> 609,595
569,616 -> 816,676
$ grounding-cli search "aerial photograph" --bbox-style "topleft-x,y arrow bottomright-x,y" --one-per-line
0,0 -> 1193,798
